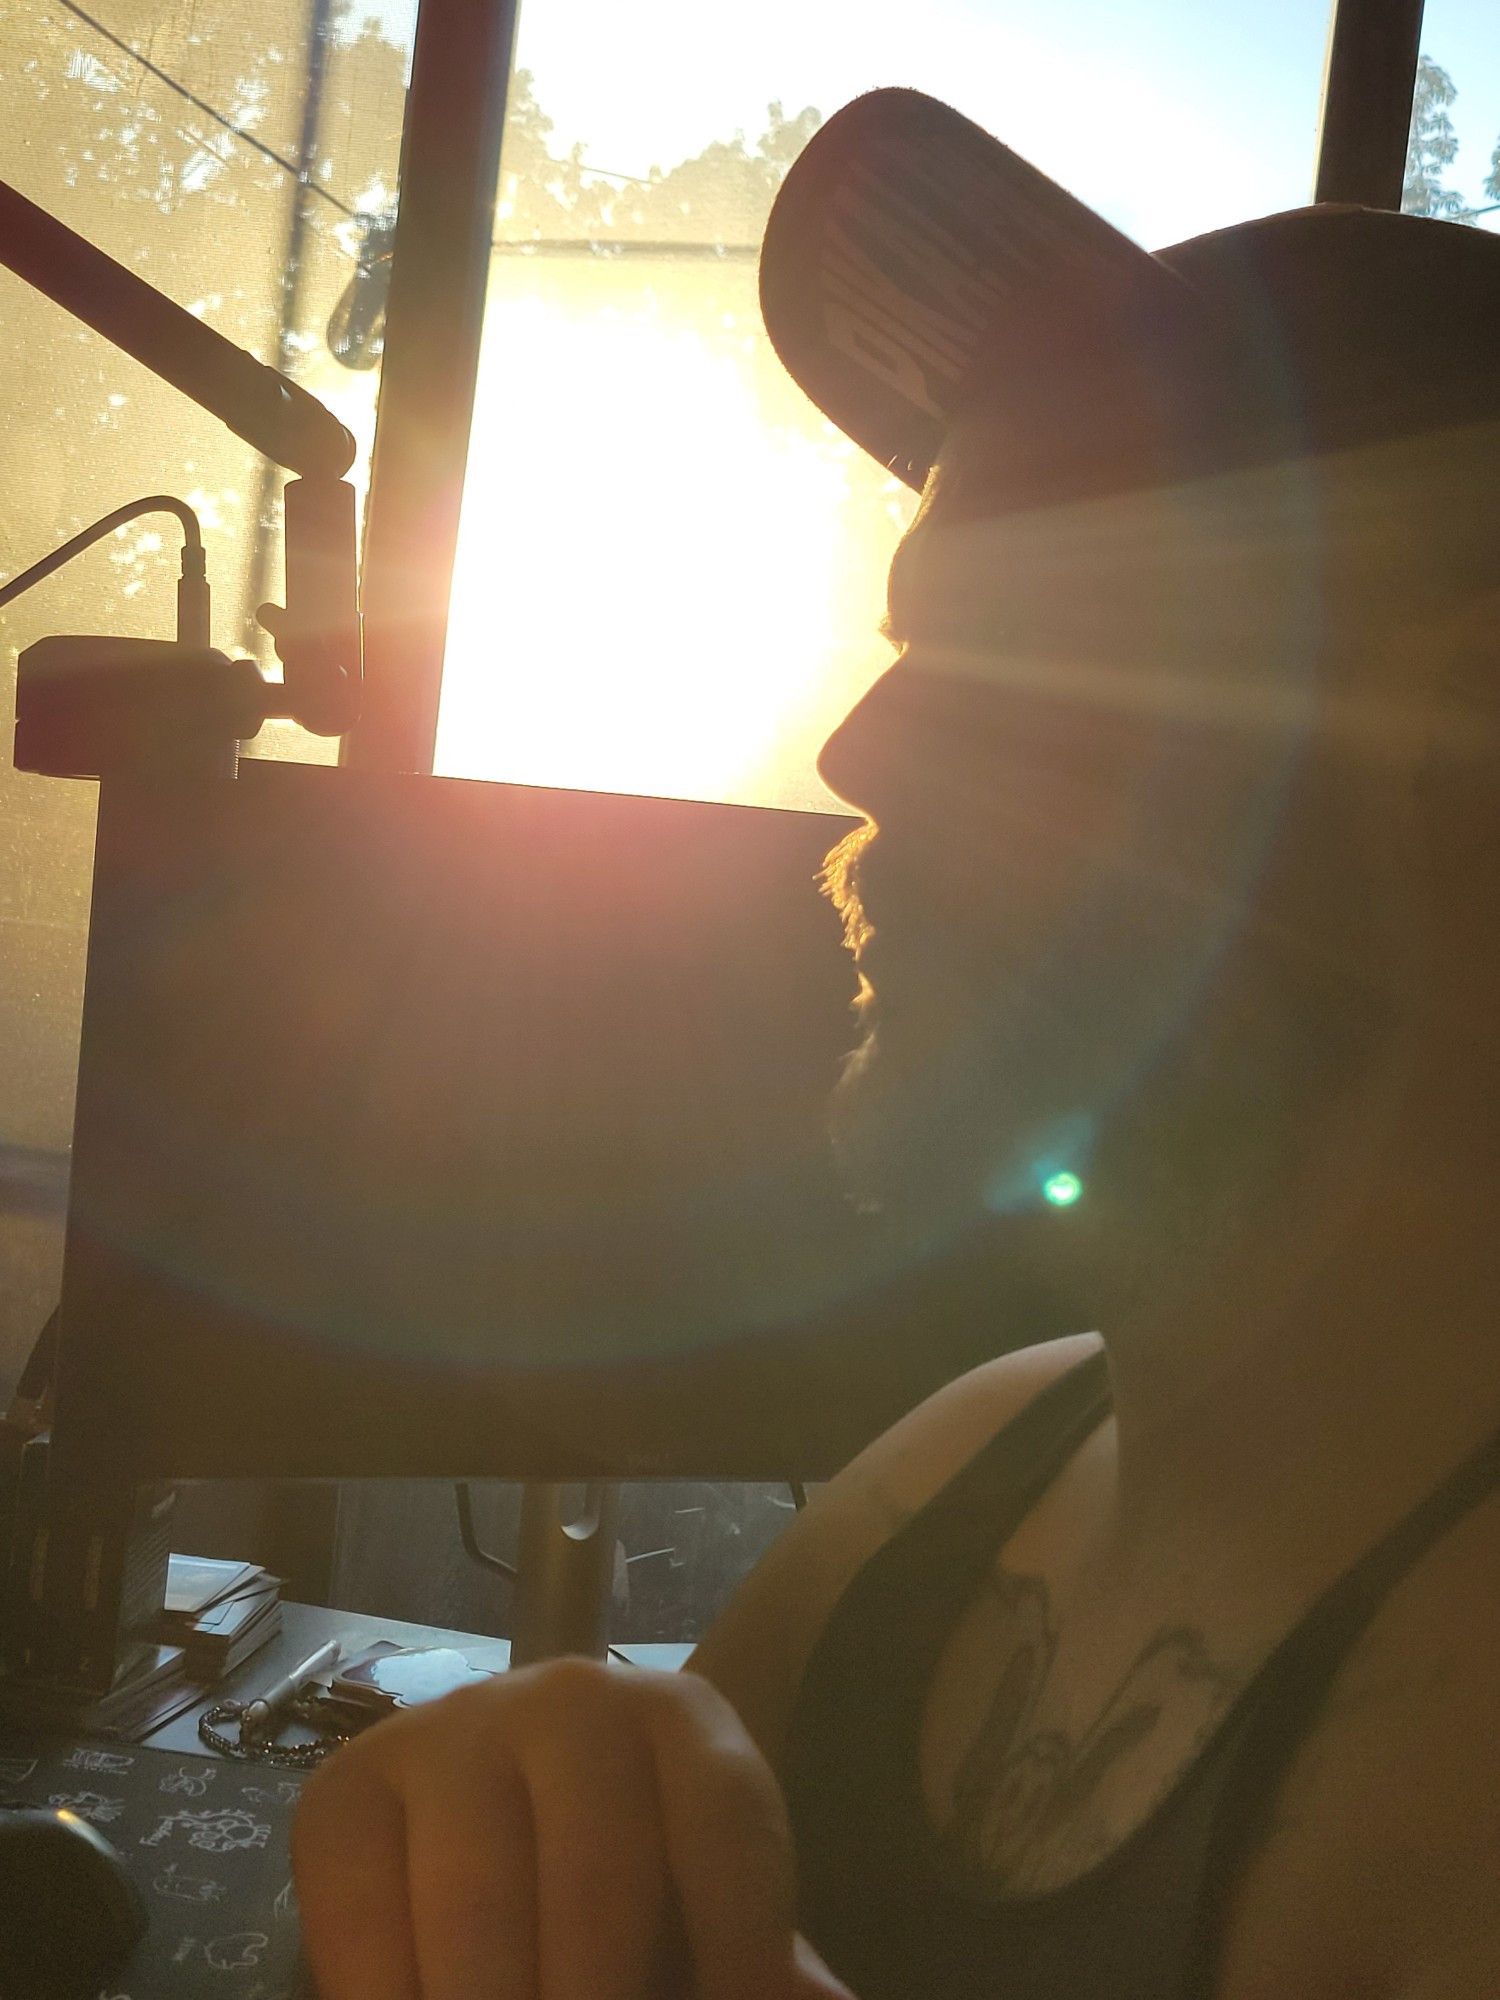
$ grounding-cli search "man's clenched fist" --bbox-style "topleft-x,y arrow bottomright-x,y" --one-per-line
292,1658 -> 854,2000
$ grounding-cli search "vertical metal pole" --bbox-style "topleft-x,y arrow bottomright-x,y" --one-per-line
343,0 -> 519,774
242,0 -> 337,654
1315,0 -> 1426,210
509,1484 -> 621,1666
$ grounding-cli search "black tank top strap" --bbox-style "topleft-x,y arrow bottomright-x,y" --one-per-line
785,1346 -> 1114,1957
1195,1407 -> 1500,1940
902,1344 -> 1113,1601
785,1349 -> 1500,2000
800,1344 -> 1113,1707
1273,1402 -> 1500,1670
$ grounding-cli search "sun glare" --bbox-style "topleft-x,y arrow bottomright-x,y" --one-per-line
434,260 -> 907,808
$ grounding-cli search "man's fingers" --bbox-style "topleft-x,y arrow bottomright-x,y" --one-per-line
402,1760 -> 537,2000
293,1665 -> 851,2000
526,1700 -> 675,2000
293,1755 -> 420,2000
643,1676 -> 820,2000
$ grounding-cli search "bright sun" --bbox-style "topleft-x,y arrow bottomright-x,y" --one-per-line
433,256 -> 910,810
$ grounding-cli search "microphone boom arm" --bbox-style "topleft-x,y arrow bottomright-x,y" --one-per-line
1,176 -> 363,736
0,177 -> 355,480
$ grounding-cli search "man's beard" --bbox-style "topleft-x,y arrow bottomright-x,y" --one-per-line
822,821 -> 1094,1244
820,808 -> 1225,1265
830,1006 -> 999,1227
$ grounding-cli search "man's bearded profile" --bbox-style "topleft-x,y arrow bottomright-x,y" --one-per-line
769,96 -> 1500,1345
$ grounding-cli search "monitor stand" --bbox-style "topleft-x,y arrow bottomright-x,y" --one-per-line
509,1483 -> 620,1665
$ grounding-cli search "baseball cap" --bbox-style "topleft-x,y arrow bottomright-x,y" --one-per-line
759,88 -> 1500,502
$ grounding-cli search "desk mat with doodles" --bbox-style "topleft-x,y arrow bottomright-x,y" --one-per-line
0,1726 -> 309,2000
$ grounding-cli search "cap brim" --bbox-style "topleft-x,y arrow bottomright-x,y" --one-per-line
759,89 -> 1200,490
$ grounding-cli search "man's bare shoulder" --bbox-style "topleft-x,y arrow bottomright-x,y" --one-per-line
688,1331 -> 1103,1771
1223,1484 -> 1500,2000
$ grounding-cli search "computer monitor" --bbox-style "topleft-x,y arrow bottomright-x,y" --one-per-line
49,759 -> 1019,1484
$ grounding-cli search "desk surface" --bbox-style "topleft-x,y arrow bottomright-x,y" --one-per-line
0,1612 -> 693,2000
142,1601 -> 693,1757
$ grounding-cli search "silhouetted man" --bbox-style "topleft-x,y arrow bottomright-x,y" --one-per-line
294,91 -> 1500,2000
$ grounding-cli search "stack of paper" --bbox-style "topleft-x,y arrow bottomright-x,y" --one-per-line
0,1638 -> 198,1740
160,1555 -> 283,1679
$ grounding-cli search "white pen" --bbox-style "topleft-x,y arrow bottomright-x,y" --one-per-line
240,1639 -> 342,1743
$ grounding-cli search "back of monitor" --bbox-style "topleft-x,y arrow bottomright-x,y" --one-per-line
50,762 -> 915,1481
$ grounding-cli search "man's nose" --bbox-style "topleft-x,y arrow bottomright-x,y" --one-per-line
819,660 -> 992,821
816,664 -> 904,817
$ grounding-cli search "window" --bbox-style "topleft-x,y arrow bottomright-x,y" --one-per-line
1401,0 -> 1500,228
436,0 -> 1337,812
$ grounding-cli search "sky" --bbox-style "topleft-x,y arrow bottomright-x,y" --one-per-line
368,0 -> 1500,244
507,0 -> 1330,245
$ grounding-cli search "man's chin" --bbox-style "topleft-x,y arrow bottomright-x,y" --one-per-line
826,1012 -> 1111,1358
827,1027 -> 887,1215
827,1015 -> 1000,1240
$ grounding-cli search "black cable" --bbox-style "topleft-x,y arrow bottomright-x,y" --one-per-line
51,0 -> 361,220
0,494 -> 202,613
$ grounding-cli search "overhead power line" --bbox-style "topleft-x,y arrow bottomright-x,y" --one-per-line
49,3 -> 660,219
51,0 -> 361,218
491,239 -> 760,257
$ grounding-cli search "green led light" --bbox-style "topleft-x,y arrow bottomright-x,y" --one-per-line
1043,1171 -> 1083,1208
